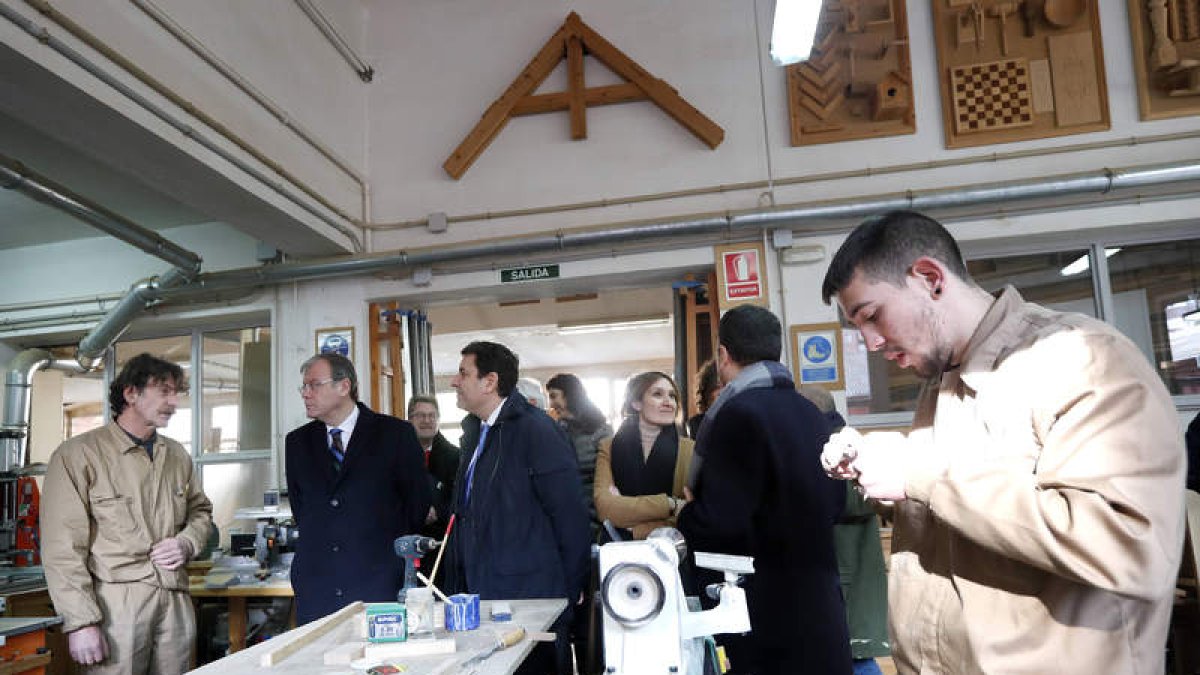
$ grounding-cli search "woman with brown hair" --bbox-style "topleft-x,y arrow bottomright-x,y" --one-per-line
594,371 -> 695,540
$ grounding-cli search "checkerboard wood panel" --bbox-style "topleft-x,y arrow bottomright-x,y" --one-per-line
950,58 -> 1034,135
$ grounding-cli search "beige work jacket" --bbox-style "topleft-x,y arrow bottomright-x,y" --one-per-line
886,286 -> 1185,674
41,422 -> 213,632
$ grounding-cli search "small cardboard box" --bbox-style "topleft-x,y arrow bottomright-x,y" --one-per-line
365,603 -> 407,643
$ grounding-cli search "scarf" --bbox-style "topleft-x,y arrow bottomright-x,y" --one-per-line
610,419 -> 678,498
686,359 -> 793,489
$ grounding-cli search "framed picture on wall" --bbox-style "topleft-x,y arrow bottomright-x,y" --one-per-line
315,326 -> 354,358
789,322 -> 844,390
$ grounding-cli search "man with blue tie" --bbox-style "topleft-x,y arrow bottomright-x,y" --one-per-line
446,341 -> 590,675
285,353 -> 431,624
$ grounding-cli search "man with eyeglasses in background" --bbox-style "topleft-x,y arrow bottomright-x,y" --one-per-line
406,395 -> 460,544
285,353 -> 431,624
42,353 -> 212,674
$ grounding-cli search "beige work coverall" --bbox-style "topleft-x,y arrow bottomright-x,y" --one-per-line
41,422 -> 212,674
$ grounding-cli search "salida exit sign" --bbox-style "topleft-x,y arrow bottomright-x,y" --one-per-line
500,264 -> 560,283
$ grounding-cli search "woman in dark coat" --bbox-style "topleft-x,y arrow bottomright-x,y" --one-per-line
546,373 -> 612,528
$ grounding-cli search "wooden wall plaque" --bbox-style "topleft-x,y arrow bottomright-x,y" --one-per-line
786,0 -> 916,146
1127,0 -> 1200,120
932,0 -> 1110,148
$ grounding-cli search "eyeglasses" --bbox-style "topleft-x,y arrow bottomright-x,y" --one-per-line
298,378 -> 339,394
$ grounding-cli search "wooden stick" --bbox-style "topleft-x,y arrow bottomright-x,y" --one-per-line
427,513 -> 455,586
416,570 -> 451,603
259,601 -> 364,667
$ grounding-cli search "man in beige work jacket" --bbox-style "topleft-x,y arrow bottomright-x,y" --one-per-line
42,353 -> 213,674
820,211 -> 1185,675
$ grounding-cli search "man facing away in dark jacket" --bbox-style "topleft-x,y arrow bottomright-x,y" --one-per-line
446,341 -> 591,675
285,353 -> 431,624
678,305 -> 852,675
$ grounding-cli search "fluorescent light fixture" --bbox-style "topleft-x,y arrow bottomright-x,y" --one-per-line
557,316 -> 670,336
770,0 -> 823,66
1059,248 -> 1121,277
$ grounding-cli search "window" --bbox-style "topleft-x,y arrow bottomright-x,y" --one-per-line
201,328 -> 272,453
1103,237 -> 1200,395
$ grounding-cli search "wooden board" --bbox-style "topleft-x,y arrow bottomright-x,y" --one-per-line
933,0 -> 1109,148
1029,59 -> 1055,112
786,0 -> 916,146
1126,0 -> 1200,120
259,601 -> 363,667
1047,31 -> 1102,126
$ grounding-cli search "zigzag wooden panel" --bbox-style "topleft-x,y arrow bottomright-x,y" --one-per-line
786,0 -> 916,146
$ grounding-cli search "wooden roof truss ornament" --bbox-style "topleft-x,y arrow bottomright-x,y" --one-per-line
442,12 -> 725,179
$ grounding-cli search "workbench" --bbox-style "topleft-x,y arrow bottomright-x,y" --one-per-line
188,598 -> 566,675
190,579 -> 295,655
0,616 -> 62,675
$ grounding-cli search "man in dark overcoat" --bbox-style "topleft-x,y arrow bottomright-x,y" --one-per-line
678,305 -> 851,675
445,341 -> 590,675
285,353 -> 431,624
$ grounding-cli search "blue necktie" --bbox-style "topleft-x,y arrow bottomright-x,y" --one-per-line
329,428 -> 345,471
463,423 -> 490,503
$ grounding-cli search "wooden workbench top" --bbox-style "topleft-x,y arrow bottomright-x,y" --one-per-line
189,598 -> 566,675
189,579 -> 293,598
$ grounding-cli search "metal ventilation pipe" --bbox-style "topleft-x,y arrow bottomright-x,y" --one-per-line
0,349 -> 85,472
75,267 -> 190,370
0,155 -> 202,277
147,158 -> 1200,302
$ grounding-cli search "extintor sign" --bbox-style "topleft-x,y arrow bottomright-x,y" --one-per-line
714,242 -> 768,307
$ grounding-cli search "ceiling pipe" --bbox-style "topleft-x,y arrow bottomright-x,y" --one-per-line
150,158 -> 1200,301
75,267 -> 190,370
1,348 -> 86,472
293,0 -> 374,82
0,155 -> 203,276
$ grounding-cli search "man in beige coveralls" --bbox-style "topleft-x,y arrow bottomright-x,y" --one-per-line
42,353 -> 213,674
821,211 -> 1185,674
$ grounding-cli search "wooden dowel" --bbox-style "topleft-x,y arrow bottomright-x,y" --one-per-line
427,513 -> 455,586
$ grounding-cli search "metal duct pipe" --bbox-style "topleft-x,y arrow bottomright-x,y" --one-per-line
405,311 -> 422,395
151,159 -> 1200,301
1,349 -> 85,472
75,267 -> 190,370
0,156 -> 202,276
421,315 -> 434,397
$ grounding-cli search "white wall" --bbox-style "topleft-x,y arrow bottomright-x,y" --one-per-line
364,0 -> 1200,253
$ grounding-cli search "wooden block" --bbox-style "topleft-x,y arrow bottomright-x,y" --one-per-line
1048,31 -> 1102,126
323,642 -> 365,665
1029,59 -> 1054,112
260,601 -> 364,667
363,638 -> 457,660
